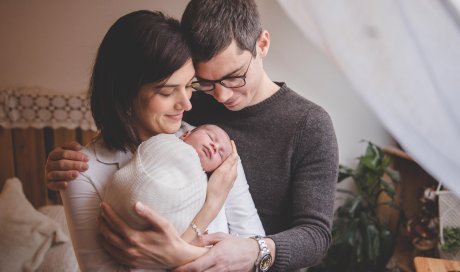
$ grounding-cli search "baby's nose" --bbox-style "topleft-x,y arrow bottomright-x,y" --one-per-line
210,143 -> 217,153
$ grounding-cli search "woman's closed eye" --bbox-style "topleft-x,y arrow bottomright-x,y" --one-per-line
159,92 -> 172,97
156,87 -> 174,97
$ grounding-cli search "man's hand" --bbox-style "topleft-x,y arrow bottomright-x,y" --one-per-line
45,141 -> 89,190
173,233 -> 259,272
99,202 -> 208,269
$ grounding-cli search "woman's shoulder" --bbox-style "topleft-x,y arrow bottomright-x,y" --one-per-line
81,138 -> 133,168
80,141 -> 97,158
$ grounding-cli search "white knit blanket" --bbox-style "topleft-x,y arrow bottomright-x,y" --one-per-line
104,134 -> 207,234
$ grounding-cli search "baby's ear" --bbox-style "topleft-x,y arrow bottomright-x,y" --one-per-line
180,130 -> 191,140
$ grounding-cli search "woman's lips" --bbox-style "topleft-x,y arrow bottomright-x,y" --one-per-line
167,113 -> 183,121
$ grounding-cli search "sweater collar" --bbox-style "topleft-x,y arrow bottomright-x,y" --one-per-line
235,82 -> 289,115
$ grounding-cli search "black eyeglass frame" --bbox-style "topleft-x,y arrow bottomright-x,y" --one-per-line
191,40 -> 258,93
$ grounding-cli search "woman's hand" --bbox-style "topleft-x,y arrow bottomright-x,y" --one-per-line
45,141 -> 89,190
205,140 -> 239,211
99,202 -> 208,269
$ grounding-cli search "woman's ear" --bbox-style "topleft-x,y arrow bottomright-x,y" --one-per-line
180,130 -> 191,140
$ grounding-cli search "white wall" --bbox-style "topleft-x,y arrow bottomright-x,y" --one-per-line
0,0 -> 394,166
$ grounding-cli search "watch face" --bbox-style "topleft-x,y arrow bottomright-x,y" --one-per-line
259,254 -> 273,271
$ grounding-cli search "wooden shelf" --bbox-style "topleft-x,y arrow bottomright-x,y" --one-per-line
383,146 -> 439,272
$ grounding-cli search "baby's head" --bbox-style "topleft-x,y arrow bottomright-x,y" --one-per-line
180,124 -> 232,172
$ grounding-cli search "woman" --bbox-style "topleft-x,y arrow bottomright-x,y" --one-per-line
60,10 -> 264,271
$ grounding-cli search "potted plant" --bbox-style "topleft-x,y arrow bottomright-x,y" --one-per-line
311,142 -> 402,272
439,226 -> 460,260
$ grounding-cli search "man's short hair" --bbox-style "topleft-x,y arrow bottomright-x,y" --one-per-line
181,0 -> 262,62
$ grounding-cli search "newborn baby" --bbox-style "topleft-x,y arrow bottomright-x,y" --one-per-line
104,124 -> 232,233
180,124 -> 232,173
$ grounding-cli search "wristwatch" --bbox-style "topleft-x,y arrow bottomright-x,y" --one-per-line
251,236 -> 273,272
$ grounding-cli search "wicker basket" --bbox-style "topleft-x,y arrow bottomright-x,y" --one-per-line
436,184 -> 460,260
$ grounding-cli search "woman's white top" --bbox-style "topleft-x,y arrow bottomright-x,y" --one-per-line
60,122 -> 264,272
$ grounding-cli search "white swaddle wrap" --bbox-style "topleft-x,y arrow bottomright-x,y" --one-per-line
104,134 -> 207,234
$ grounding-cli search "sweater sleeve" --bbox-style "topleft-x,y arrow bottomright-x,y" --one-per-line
267,107 -> 339,270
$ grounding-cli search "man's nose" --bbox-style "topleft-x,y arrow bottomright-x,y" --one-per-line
213,84 -> 233,103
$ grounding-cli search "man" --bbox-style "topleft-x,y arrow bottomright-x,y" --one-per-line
46,0 -> 338,270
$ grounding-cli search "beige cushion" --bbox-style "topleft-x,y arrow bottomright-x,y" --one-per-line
37,205 -> 79,272
0,177 -> 68,272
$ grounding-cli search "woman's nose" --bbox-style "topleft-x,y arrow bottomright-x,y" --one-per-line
182,98 -> 192,111
176,89 -> 192,111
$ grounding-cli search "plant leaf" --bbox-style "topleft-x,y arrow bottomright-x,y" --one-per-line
380,179 -> 396,198
384,167 -> 401,182
338,165 -> 354,182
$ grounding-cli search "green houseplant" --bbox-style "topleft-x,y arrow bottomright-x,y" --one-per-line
441,226 -> 460,253
311,142 -> 402,272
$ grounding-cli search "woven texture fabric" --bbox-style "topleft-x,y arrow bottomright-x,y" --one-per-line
437,187 -> 460,260
0,87 -> 96,131
104,134 -> 207,234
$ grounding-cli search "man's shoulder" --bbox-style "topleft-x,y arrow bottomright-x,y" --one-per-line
276,83 -> 331,122
279,83 -> 319,107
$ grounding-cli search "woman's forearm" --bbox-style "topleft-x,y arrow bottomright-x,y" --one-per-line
181,199 -> 221,243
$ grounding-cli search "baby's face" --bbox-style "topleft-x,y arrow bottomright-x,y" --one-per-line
181,125 -> 232,172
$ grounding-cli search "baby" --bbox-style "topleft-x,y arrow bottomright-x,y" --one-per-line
180,124 -> 232,173
104,124 -> 232,234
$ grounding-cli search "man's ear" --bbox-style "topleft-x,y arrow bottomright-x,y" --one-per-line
180,130 -> 191,140
257,30 -> 270,58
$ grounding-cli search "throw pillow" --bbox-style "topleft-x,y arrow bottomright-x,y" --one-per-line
0,177 -> 68,272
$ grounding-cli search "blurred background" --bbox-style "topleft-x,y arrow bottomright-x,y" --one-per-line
0,0 -> 394,167
1,1 -> 460,271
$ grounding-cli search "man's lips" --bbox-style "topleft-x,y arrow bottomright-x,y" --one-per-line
224,97 -> 240,108
224,100 -> 237,107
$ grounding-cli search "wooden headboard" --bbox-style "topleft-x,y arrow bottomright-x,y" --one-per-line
0,127 -> 97,207
0,88 -> 98,208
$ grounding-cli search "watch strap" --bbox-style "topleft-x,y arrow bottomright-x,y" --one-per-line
251,236 -> 273,272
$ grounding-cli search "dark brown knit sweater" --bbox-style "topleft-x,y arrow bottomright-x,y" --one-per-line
184,82 -> 339,271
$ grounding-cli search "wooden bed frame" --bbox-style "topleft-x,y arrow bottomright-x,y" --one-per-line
0,127 -> 97,208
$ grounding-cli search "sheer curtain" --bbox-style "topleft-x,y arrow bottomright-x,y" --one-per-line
277,0 -> 460,196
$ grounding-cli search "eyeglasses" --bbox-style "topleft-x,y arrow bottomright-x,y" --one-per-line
192,42 -> 257,93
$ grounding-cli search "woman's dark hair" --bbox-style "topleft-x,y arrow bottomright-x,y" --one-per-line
90,10 -> 191,151
181,0 -> 262,62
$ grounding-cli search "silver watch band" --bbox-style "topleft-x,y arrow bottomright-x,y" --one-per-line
251,236 -> 273,272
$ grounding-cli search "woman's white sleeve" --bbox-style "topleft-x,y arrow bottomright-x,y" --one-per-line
60,174 -> 122,272
224,160 -> 265,237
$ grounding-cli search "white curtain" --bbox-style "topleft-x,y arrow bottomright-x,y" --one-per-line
277,0 -> 460,196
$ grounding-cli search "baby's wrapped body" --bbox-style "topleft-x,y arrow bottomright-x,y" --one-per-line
104,134 -> 207,233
